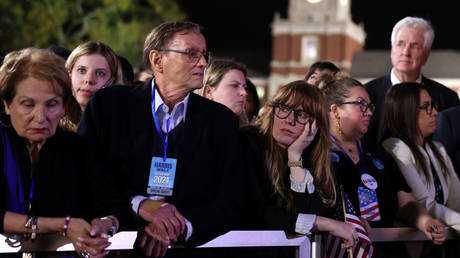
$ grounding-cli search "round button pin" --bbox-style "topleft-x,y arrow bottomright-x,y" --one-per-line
361,173 -> 378,190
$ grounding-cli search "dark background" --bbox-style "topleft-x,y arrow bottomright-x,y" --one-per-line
177,0 -> 459,74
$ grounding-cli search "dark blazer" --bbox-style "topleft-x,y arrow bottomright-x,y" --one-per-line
0,126 -> 95,232
77,80 -> 245,246
433,105 -> 460,176
364,73 -> 460,150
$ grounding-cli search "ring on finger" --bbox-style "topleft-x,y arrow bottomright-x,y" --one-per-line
79,250 -> 90,258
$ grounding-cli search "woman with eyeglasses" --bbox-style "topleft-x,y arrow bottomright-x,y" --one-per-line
60,41 -> 120,132
380,82 -> 460,233
240,80 -> 358,254
322,75 -> 445,256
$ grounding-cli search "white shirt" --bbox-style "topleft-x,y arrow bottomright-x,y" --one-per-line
390,68 -> 422,85
290,169 -> 317,234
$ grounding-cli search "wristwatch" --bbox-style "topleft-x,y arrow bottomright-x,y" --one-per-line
287,157 -> 303,168
101,216 -> 117,237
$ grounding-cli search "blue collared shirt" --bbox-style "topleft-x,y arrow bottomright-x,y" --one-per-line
152,79 -> 190,133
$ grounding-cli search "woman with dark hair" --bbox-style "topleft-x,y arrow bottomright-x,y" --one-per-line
380,82 -> 460,233
305,61 -> 340,86
0,48 -> 117,257
322,74 -> 445,256
241,80 -> 358,252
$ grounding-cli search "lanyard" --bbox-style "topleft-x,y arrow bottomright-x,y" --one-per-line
329,135 -> 368,176
27,178 -> 34,213
151,86 -> 171,161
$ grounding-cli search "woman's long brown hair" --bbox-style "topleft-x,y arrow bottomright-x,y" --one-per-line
259,80 -> 336,209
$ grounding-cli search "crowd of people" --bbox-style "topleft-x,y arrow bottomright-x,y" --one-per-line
0,15 -> 459,258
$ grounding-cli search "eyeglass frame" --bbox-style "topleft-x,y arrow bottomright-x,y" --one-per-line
159,48 -> 211,64
419,102 -> 438,115
338,100 -> 375,113
272,103 -> 312,125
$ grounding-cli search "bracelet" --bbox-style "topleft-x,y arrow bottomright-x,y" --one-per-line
31,216 -> 38,241
287,156 -> 303,168
62,215 -> 71,237
101,216 -> 118,237
24,215 -> 38,241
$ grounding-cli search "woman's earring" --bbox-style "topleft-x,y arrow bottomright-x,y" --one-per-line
336,118 -> 344,136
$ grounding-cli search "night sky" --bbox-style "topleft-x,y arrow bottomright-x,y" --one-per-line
177,0 -> 460,74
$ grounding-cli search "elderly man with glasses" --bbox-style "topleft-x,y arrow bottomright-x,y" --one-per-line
77,21 -> 245,257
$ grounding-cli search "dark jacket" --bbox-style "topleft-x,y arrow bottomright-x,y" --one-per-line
433,105 -> 460,176
0,124 -> 96,233
77,80 -> 245,246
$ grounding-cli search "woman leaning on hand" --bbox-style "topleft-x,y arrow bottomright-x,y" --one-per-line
0,48 -> 118,257
241,80 -> 358,255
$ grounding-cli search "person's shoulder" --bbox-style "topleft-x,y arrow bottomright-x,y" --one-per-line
240,125 -> 263,144
440,105 -> 460,117
422,76 -> 458,95
54,128 -> 85,143
189,93 -> 238,120
364,74 -> 390,90
240,125 -> 260,136
50,128 -> 88,151
93,82 -> 149,101
432,141 -> 448,153
381,137 -> 409,153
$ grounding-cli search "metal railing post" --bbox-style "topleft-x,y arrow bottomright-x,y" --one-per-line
310,233 -> 322,258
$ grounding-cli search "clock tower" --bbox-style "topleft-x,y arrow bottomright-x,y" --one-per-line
268,0 -> 365,97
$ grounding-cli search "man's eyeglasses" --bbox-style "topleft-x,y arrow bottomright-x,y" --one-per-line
159,49 -> 211,64
419,102 -> 438,115
339,100 -> 375,113
273,103 -> 311,125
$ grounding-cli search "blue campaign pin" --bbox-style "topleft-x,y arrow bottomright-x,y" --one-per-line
372,158 -> 384,170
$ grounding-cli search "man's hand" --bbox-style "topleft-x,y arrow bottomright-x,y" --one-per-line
136,226 -> 169,257
68,218 -> 111,257
139,200 -> 185,241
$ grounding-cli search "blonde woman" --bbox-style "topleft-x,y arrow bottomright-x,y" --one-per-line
203,59 -> 249,126
61,41 -> 119,131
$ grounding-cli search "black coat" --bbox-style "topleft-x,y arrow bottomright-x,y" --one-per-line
364,74 -> 460,150
0,125 -> 96,233
77,80 -> 245,246
433,105 -> 460,176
